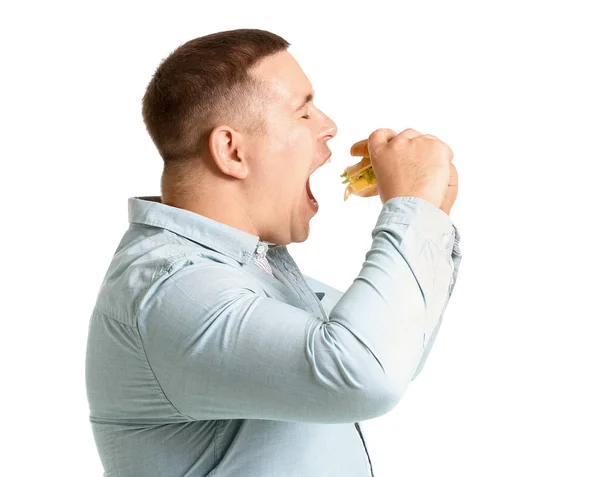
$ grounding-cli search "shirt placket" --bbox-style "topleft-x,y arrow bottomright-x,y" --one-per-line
253,243 -> 274,275
271,246 -> 375,477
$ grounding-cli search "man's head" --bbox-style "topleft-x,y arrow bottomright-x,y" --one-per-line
142,29 -> 337,245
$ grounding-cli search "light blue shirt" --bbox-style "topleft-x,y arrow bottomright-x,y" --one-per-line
85,195 -> 462,477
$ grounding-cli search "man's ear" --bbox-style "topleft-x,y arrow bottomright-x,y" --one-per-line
208,126 -> 249,179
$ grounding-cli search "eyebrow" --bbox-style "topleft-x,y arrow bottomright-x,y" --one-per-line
293,92 -> 314,112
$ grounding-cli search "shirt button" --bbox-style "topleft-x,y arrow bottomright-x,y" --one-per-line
257,245 -> 266,254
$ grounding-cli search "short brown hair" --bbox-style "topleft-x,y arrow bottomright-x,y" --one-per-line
142,29 -> 290,172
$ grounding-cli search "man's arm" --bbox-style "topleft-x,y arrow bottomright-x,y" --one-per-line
305,224 -> 462,382
301,274 -> 345,316
140,197 -> 456,424
411,224 -> 462,380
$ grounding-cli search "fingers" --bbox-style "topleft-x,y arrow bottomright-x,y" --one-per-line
354,128 -> 453,161
448,162 -> 458,186
386,128 -> 427,149
396,128 -> 423,140
367,128 -> 397,155
394,129 -> 454,161
446,143 -> 455,162
351,128 -> 398,157
359,128 -> 427,155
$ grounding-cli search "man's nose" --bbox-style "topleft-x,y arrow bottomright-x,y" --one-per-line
320,112 -> 338,140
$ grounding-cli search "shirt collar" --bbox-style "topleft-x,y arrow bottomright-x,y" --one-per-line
128,195 -> 278,265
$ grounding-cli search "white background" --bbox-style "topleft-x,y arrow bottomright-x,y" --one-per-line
2,0 -> 599,475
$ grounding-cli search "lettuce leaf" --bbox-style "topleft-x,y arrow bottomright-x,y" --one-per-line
340,167 -> 376,185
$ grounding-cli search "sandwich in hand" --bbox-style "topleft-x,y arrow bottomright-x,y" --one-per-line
340,141 -> 379,201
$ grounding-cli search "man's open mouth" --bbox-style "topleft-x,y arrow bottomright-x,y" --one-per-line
306,176 -> 318,208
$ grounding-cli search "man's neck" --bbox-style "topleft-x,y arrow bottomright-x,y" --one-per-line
161,189 -> 261,240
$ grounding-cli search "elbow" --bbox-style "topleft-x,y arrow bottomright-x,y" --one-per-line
345,372 -> 408,422
370,377 -> 407,418
315,320 -> 415,422
314,366 -> 408,423
350,345 -> 418,420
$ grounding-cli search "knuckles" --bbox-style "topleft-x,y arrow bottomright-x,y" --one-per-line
368,128 -> 454,162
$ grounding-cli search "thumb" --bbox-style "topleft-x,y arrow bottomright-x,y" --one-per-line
368,128 -> 397,155
448,162 -> 458,186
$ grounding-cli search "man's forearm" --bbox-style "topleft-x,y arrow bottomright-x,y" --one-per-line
411,223 -> 462,380
330,197 -> 458,400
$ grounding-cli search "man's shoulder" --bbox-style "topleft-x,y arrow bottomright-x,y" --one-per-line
96,229 -> 254,325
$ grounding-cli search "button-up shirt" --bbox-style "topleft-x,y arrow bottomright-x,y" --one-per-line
253,243 -> 274,275
85,195 -> 462,477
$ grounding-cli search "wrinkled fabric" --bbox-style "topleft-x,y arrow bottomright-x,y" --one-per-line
85,195 -> 462,477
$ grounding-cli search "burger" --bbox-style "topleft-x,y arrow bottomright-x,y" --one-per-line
340,151 -> 379,201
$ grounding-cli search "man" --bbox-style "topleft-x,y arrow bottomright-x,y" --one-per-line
85,28 -> 461,477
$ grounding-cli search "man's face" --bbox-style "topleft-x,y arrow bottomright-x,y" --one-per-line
244,50 -> 337,245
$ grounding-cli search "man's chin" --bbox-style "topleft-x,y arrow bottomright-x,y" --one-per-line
293,223 -> 311,244
290,218 -> 310,243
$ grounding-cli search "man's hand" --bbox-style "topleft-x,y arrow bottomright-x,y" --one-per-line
367,128 -> 453,207
440,162 -> 458,216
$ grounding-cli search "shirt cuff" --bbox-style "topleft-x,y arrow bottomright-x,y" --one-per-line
375,196 -> 456,260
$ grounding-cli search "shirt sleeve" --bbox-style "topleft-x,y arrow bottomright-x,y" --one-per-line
304,221 -> 462,383
411,223 -> 463,381
139,197 -> 457,424
301,274 -> 345,317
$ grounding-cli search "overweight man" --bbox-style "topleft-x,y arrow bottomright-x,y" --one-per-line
85,28 -> 462,477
